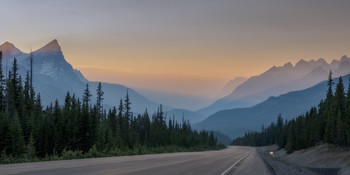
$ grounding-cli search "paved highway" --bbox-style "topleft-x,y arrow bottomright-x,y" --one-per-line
0,146 -> 273,175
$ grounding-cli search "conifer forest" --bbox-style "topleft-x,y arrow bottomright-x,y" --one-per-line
232,72 -> 350,153
0,51 -> 223,163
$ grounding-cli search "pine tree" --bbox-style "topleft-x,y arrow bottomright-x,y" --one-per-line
332,76 -> 346,144
327,70 -> 334,99
334,76 -> 346,115
0,111 -> 10,154
90,106 -> 98,149
124,89 -> 131,119
11,58 -> 21,109
286,120 -> 296,153
9,112 -> 25,157
29,49 -> 33,92
96,82 -> 104,121
53,100 -> 63,154
324,72 -> 335,143
209,132 -> 216,147
335,110 -> 345,145
26,133 -> 36,159
123,90 -> 131,147
0,51 -> 5,110
79,91 -> 92,153
345,76 -> 350,146
82,83 -> 92,107
108,107 -> 117,137
29,50 -> 35,105
21,72 -> 33,143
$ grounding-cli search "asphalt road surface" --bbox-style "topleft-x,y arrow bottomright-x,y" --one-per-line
0,146 -> 273,175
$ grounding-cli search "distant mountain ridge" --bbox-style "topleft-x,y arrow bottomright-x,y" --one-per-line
198,56 -> 350,116
217,77 -> 247,98
0,40 -> 167,114
166,108 -> 207,124
194,74 -> 350,139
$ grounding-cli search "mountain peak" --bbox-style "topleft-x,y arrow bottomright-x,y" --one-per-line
340,55 -> 350,62
295,59 -> 309,67
0,41 -> 23,55
283,62 -> 293,68
36,39 -> 61,53
316,58 -> 327,63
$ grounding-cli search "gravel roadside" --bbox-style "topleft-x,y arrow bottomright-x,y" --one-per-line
257,146 -> 315,175
257,145 -> 347,175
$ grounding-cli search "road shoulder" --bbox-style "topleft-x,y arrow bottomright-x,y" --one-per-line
228,147 -> 274,175
258,145 -> 344,175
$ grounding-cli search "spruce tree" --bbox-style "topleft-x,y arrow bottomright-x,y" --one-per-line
0,51 -> 4,110
327,70 -> 334,99
96,82 -> 104,121
9,112 -> 25,157
29,50 -> 33,92
123,90 -> 131,147
29,51 -> 35,105
0,111 -> 10,154
82,83 -> 92,106
334,76 -> 346,115
324,71 -> 335,143
124,89 -> 131,119
345,76 -> 350,146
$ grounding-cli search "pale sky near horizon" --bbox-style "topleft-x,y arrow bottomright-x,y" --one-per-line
1,0 -> 350,99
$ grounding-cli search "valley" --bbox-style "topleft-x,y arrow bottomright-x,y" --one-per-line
1,1 -> 350,174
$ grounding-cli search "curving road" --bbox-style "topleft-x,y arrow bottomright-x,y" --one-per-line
0,146 -> 273,175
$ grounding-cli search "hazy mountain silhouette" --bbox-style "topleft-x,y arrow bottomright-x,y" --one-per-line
217,77 -> 247,98
198,56 -> 350,116
194,74 -> 350,139
166,108 -> 207,124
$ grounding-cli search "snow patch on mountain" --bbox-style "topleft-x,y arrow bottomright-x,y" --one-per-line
40,60 -> 56,78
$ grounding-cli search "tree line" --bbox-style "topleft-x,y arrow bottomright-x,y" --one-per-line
0,51 -> 223,163
231,71 -> 350,153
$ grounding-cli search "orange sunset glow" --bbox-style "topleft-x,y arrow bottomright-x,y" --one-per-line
1,0 -> 350,109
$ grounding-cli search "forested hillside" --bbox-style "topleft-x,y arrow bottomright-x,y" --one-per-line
232,72 -> 350,153
0,51 -> 223,163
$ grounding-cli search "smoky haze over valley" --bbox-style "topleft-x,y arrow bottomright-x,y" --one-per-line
1,1 -> 350,174
1,0 -> 350,110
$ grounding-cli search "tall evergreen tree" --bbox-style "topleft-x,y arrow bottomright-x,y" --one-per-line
0,111 -> 10,154
124,89 -> 131,119
96,82 -> 104,121
335,76 -> 346,113
29,49 -> 33,91
82,83 -> 92,106
346,76 -> 350,146
9,112 -> 25,157
9,58 -> 21,111
28,50 -> 35,103
327,70 -> 334,99
0,51 -> 4,110
123,90 -> 131,146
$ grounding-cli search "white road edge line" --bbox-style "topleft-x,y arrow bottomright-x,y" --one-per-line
220,153 -> 250,175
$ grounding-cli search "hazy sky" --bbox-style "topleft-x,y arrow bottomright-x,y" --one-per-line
1,0 -> 350,100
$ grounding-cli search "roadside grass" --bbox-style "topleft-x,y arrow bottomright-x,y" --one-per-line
0,145 -> 226,164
